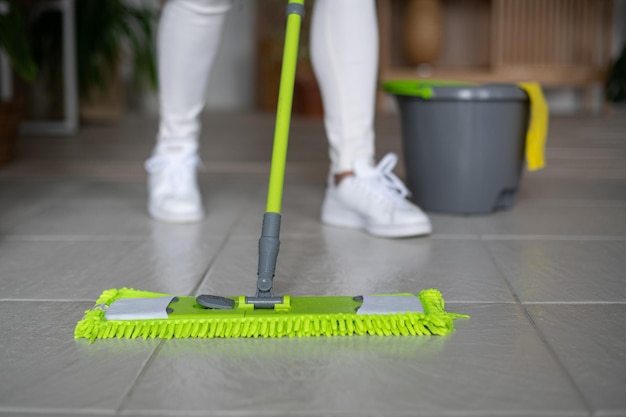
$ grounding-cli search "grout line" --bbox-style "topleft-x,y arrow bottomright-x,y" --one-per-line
480,239 -> 596,415
1,234 -> 153,242
430,234 -> 482,240
189,190 -> 260,297
0,234 -> 227,242
523,301 -> 626,305
207,233 -> 626,242
0,407 -> 114,416
113,187 -> 263,415
189,232 -> 236,297
513,200 -> 626,208
154,228 -> 626,243
446,301 -> 626,306
477,240 -> 526,307
481,235 -> 626,241
115,340 -> 166,415
444,300 -> 519,305
225,233 -> 484,241
116,407 -> 592,417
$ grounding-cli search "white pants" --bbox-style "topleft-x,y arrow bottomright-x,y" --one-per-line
157,0 -> 378,174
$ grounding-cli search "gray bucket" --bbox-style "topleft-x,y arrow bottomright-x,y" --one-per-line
385,81 -> 529,214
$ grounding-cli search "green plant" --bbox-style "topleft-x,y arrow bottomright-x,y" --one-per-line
0,0 -> 37,87
75,0 -> 157,97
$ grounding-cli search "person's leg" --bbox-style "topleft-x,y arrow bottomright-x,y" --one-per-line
310,0 -> 378,177
310,0 -> 431,238
146,0 -> 231,223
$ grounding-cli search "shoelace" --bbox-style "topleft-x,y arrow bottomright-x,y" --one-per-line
370,153 -> 411,203
145,153 -> 202,196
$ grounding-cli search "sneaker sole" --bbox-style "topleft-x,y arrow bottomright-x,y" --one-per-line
149,204 -> 204,223
321,206 -> 432,239
365,221 -> 432,238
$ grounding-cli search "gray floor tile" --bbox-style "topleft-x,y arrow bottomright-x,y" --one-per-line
63,181 -> 149,202
233,183 -> 481,239
485,240 -> 626,303
121,304 -> 586,417
0,179 -> 83,200
526,304 -> 626,415
1,110 -> 625,416
0,235 -> 222,300
428,213 -> 481,236
0,301 -> 159,413
0,181 -> 86,233
61,179 -> 261,203
547,116 -> 626,149
6,202 -> 169,236
0,199 -> 51,234
518,176 -> 626,204
472,205 -> 626,237
198,229 -> 514,302
531,151 -> 626,181
7,181 -> 255,237
230,183 -> 325,239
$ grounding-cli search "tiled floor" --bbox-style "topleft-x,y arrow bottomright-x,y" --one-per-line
0,110 -> 625,417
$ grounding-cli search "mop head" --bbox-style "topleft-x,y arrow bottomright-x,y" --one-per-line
75,288 -> 468,342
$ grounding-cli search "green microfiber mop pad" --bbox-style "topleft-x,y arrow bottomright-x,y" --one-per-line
75,288 -> 468,342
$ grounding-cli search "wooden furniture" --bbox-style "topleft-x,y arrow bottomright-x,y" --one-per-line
377,0 -> 615,112
255,1 -> 323,117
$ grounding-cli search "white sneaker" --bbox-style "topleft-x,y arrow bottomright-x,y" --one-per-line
145,143 -> 204,223
321,153 -> 431,238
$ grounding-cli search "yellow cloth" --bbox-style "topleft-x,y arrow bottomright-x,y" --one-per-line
518,82 -> 549,171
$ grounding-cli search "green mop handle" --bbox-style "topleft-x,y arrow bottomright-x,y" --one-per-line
255,0 -> 304,301
266,0 -> 304,214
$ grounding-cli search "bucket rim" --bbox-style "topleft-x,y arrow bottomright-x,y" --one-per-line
383,80 -> 529,101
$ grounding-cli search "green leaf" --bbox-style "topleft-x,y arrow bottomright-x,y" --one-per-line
0,0 -> 38,82
74,0 -> 157,96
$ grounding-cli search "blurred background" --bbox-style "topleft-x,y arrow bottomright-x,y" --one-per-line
0,0 -> 625,165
